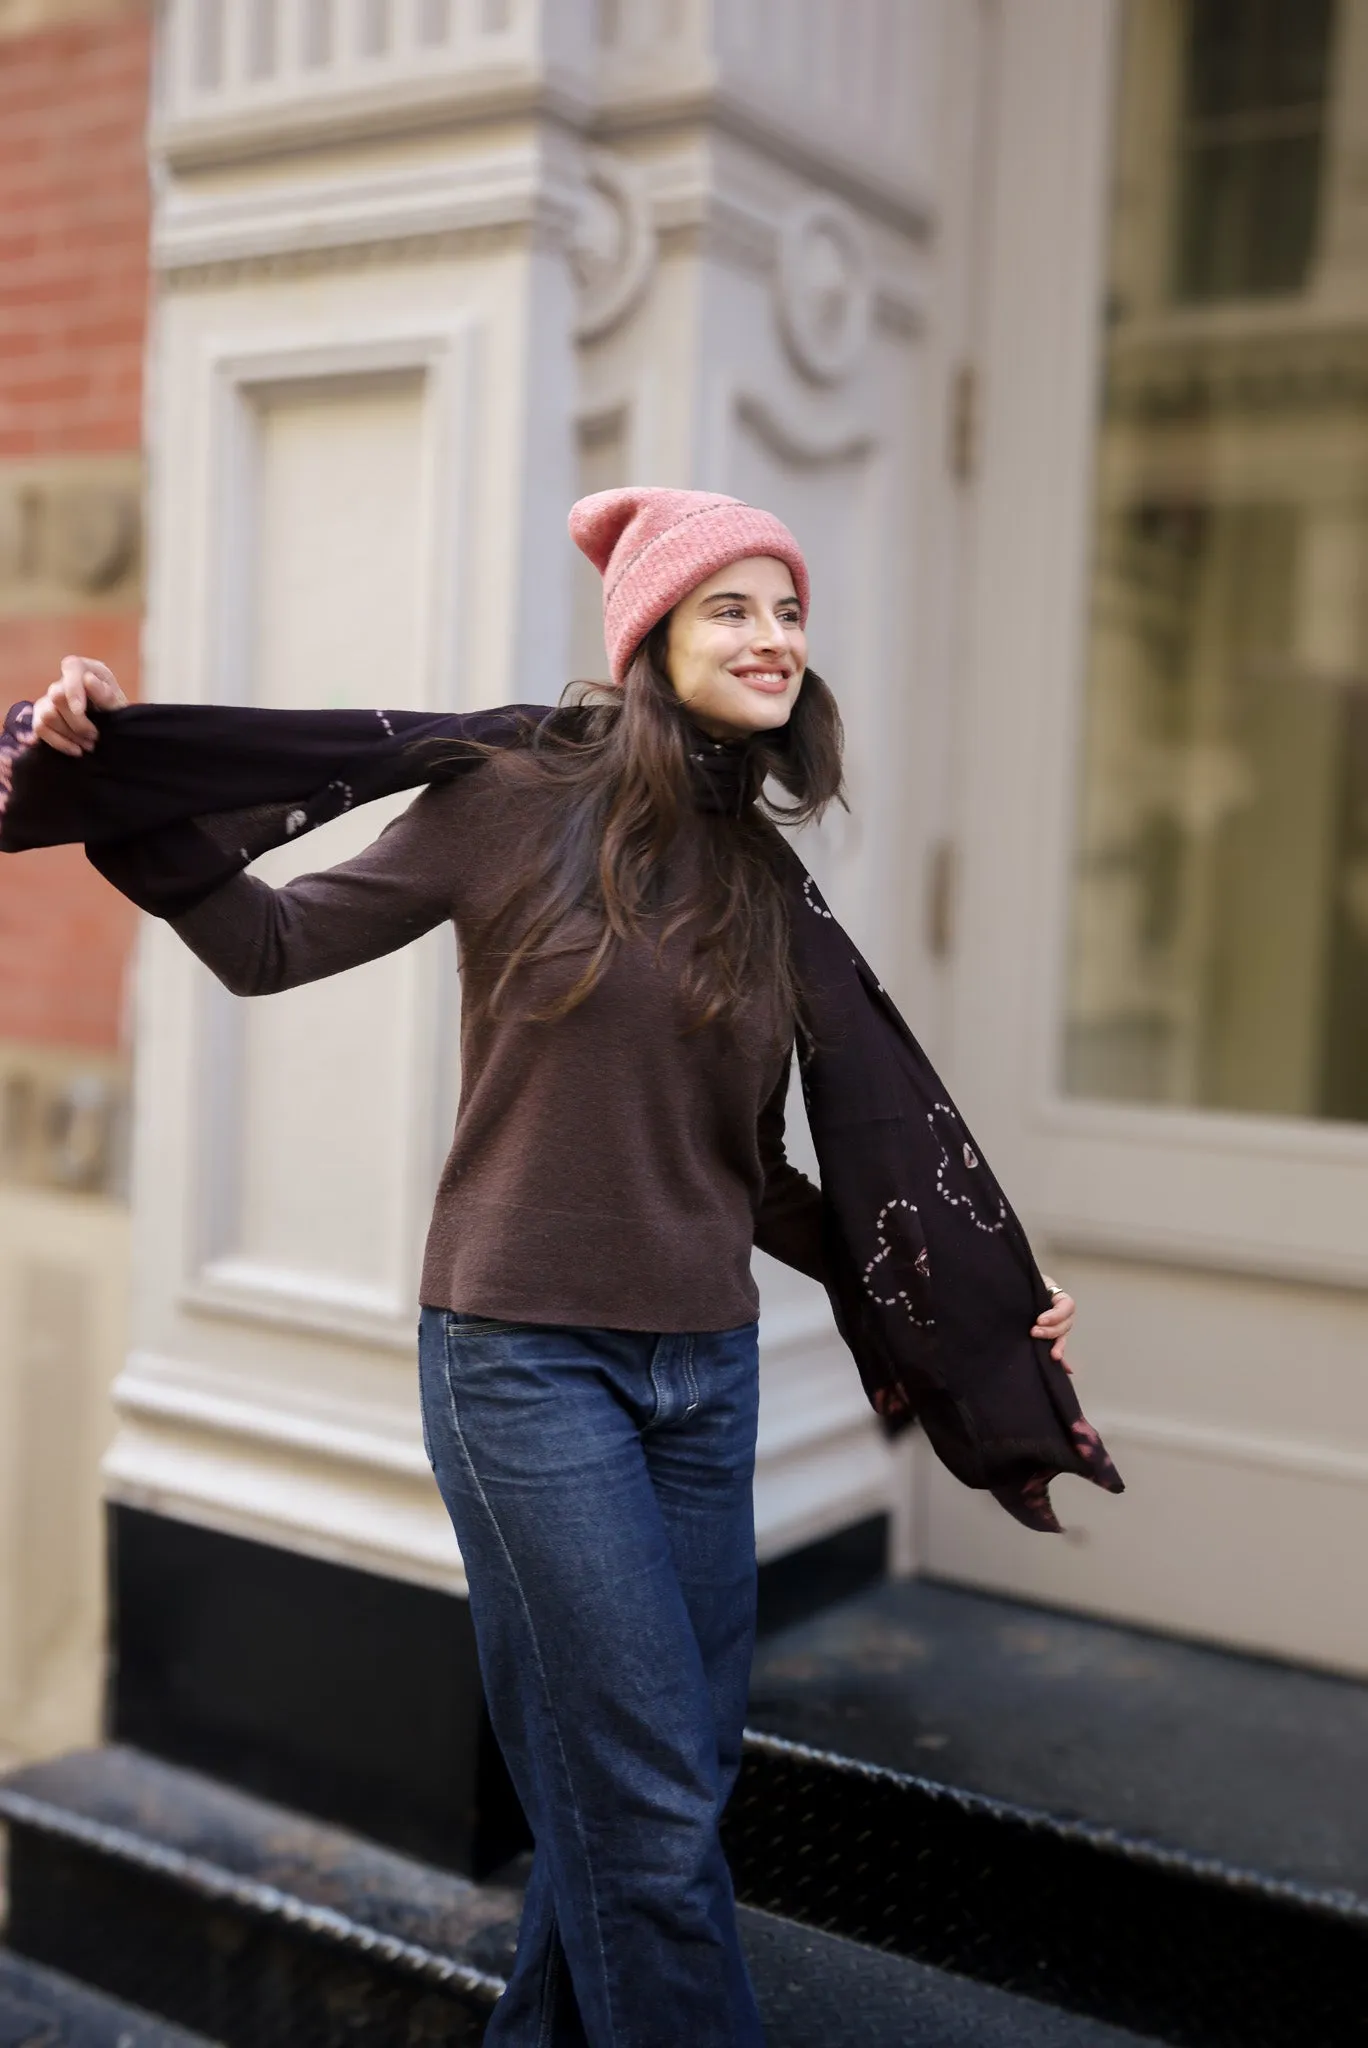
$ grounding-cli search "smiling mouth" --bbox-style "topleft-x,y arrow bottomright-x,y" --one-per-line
730,668 -> 792,689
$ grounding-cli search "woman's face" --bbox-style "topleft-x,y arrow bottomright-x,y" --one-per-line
664,556 -> 807,741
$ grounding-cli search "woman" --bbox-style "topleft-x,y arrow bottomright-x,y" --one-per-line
30,487 -> 1077,2047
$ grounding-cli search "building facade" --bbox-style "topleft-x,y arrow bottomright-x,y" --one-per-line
0,0 -> 149,1764
3,0 -> 1367,1816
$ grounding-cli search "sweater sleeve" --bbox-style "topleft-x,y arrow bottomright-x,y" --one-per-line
753,1052 -> 828,1285
169,784 -> 458,996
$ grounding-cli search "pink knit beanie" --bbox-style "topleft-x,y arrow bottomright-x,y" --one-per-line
569,487 -> 810,685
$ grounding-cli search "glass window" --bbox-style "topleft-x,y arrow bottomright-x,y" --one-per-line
1063,0 -> 1368,1121
1175,0 -> 1333,300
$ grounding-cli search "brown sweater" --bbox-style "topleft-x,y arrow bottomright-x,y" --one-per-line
171,759 -> 827,1331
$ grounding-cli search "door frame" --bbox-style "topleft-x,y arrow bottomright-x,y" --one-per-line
944,0 -> 1368,1287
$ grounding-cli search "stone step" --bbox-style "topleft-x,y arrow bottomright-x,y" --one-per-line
726,1728 -> 1368,2048
0,1746 -> 1164,2048
741,1577 -> 1368,2048
0,1951 -> 216,2048
748,1575 -> 1368,1900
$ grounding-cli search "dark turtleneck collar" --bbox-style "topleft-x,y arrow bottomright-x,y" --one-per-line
685,728 -> 768,817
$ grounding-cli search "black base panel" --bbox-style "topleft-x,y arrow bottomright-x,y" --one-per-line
107,1504 -> 529,1878
107,1503 -> 884,1877
755,1515 -> 888,1638
724,1731 -> 1368,2048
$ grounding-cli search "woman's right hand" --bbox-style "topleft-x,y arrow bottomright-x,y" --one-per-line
31,656 -> 128,757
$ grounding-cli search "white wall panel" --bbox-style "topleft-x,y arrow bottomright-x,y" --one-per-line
119,246 -> 561,1576
252,374 -> 427,717
226,374 -> 432,1310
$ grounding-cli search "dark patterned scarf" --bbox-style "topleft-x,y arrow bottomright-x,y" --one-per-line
1,697 -> 1122,1531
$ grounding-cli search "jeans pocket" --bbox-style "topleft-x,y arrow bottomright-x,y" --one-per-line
446,1312 -> 522,1338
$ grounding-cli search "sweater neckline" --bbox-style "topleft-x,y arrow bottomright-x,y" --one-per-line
685,730 -> 761,818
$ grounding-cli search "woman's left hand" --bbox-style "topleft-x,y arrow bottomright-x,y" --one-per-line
1031,1288 -> 1076,1371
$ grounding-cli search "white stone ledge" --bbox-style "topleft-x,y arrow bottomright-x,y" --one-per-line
153,64 -> 593,172
153,145 -> 579,274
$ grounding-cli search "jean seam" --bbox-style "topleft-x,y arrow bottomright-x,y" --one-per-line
537,1919 -> 561,2048
643,1332 -> 667,1435
436,1313 -> 618,2048
682,1334 -> 700,1419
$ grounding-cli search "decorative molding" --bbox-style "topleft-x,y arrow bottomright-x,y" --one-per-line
696,190 -> 778,280
160,223 -> 535,293
193,315 -> 478,695
176,322 -> 477,1357
571,150 -> 656,341
106,1353 -> 463,1594
151,4 -> 933,242
181,1254 -> 419,1354
153,0 -> 594,172
1088,1406 -> 1368,1493
103,1414 -> 467,1596
1044,1210 -> 1368,1297
735,391 -> 877,470
114,1353 -> 430,1482
154,149 -> 578,277
596,87 -> 933,246
1031,1094 -> 1368,1294
153,136 -> 925,320
775,194 -> 874,386
154,73 -> 594,174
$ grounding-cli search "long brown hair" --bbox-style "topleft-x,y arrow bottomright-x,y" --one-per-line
473,619 -> 844,1034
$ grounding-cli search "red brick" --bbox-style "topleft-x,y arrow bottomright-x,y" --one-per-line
0,610 -> 143,1051
0,10 -> 150,462
0,13 -> 151,1045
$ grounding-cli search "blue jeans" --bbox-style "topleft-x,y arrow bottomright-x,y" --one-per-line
417,1307 -> 765,2048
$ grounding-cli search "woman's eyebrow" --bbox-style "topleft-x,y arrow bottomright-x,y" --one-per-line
701,590 -> 799,606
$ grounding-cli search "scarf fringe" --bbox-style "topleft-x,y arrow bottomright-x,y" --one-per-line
0,701 -> 36,840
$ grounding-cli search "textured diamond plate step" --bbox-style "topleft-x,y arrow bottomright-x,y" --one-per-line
736,1911 -> 1162,2047
0,1747 -> 1165,2048
738,1576 -> 1368,2048
0,1952 -> 216,2048
724,1728 -> 1368,2048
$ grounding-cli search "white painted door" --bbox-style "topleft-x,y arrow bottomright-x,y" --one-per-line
920,0 -> 1368,1675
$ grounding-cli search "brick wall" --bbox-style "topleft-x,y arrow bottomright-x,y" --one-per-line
0,1 -> 151,1055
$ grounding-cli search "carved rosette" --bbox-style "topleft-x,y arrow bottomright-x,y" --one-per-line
572,152 -> 657,344
775,195 -> 873,386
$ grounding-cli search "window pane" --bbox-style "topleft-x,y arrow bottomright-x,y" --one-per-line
1175,0 -> 1332,301
1063,0 -> 1368,1122
1186,0 -> 1333,120
1177,133 -> 1323,300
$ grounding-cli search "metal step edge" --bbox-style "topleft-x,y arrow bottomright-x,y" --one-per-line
0,1950 -> 222,2048
0,1775 -> 1172,2048
0,1786 -> 503,2013
740,1728 -> 1368,1929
